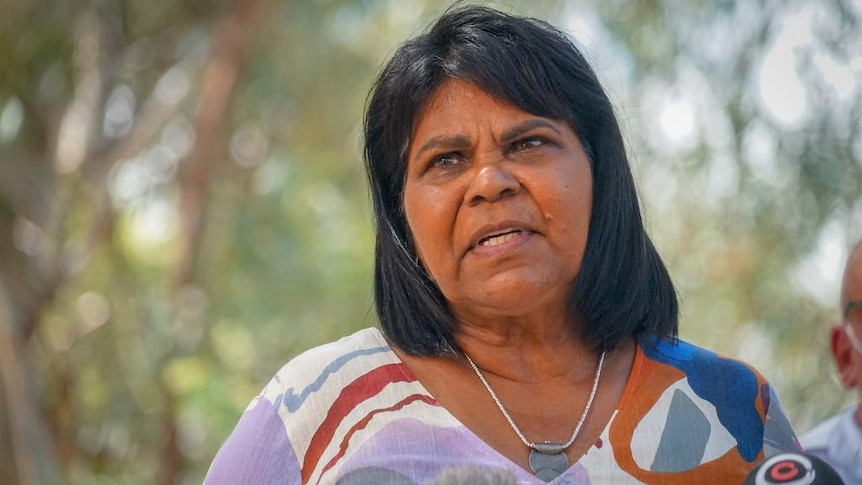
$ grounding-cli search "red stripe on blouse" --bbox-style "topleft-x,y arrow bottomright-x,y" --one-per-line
301,363 -> 416,483
317,393 -> 438,482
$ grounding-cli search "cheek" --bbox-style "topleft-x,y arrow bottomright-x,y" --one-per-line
403,187 -> 452,271
402,197 -> 424,259
553,178 -> 592,233
548,175 -> 592,270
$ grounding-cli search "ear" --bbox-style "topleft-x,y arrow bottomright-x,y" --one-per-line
830,324 -> 858,389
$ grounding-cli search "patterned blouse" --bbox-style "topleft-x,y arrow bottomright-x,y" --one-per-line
205,328 -> 799,484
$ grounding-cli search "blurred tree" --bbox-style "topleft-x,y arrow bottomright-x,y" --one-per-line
0,0 -> 267,483
590,0 -> 862,426
0,0 -> 858,484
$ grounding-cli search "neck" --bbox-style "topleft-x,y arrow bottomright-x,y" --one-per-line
456,311 -> 577,337
462,346 -> 608,481
453,318 -> 598,383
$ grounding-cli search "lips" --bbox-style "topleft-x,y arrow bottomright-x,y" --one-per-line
478,229 -> 523,247
468,222 -> 535,251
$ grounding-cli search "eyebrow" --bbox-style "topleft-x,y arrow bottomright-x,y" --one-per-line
500,119 -> 561,143
412,119 -> 562,159
413,135 -> 472,159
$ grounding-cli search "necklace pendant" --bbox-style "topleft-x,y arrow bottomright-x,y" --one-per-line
463,352 -> 605,483
529,443 -> 569,482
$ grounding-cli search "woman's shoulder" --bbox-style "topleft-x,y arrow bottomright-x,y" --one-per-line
632,334 -> 788,429
204,328 -> 405,484
627,334 -> 800,460
275,327 -> 391,374
260,327 -> 394,400
637,334 -> 768,382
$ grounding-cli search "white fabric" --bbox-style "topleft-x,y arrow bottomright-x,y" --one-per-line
800,406 -> 862,485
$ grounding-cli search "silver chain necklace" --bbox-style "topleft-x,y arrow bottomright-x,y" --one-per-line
463,350 -> 606,482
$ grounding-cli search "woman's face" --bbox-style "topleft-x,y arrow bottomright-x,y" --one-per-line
403,80 -> 592,321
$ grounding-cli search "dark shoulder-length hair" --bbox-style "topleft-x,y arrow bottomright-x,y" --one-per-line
363,5 -> 678,356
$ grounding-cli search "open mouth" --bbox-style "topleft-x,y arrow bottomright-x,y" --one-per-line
478,229 -> 523,247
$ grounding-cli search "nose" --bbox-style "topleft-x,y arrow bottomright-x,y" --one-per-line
465,162 -> 521,205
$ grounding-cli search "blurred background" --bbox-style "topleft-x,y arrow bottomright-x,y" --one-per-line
0,0 -> 860,483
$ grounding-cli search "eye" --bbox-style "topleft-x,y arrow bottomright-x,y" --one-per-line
511,136 -> 545,152
429,152 -> 463,169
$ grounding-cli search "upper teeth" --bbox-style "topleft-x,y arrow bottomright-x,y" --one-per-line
479,230 -> 521,247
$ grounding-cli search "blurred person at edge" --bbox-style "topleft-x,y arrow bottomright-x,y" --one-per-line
800,239 -> 862,485
204,5 -> 800,484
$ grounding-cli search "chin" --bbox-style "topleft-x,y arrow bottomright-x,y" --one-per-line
466,277 -> 571,315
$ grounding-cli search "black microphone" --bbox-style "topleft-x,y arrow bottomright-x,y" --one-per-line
743,452 -> 845,485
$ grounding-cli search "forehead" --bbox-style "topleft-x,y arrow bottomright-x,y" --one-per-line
414,80 -> 528,132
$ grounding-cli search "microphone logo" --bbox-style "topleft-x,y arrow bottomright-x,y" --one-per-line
744,452 -> 845,485
750,453 -> 816,485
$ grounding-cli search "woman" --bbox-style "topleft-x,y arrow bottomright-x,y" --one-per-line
206,6 -> 799,484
